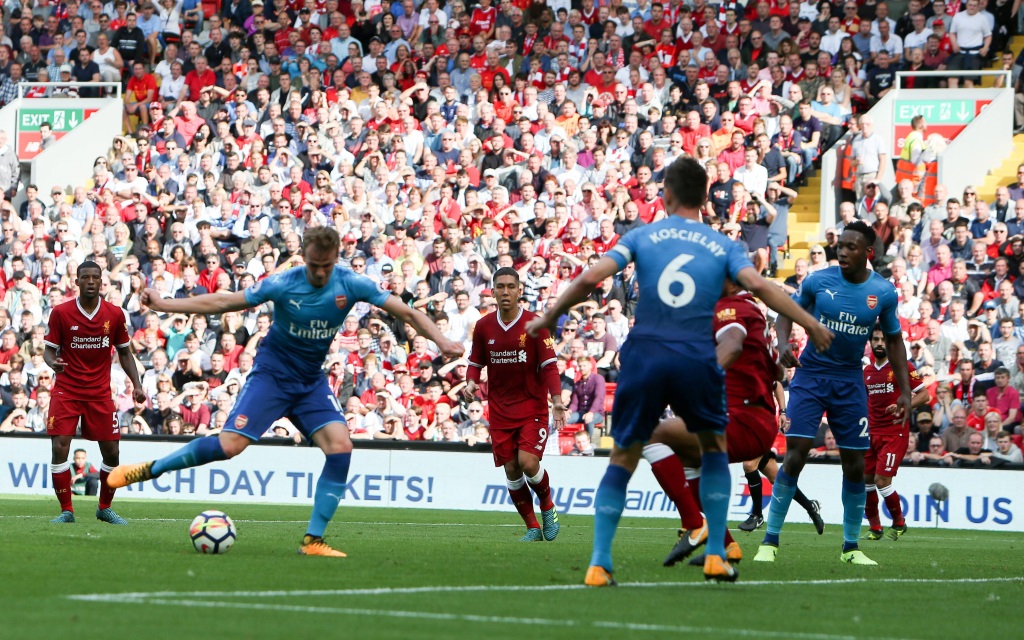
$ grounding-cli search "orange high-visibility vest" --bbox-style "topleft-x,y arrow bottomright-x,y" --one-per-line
839,139 -> 856,191
920,162 -> 938,205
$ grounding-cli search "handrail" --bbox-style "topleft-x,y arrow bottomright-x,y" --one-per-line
17,81 -> 123,99
895,69 -> 1011,89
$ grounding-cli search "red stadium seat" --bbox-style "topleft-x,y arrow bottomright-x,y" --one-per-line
1013,435 -> 1024,457
559,434 -> 575,455
604,383 -> 616,415
561,423 -> 584,435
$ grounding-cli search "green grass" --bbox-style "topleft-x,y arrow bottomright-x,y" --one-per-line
3,496 -> 1020,639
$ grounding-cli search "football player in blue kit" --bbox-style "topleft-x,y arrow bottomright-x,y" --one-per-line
527,157 -> 834,584
109,228 -> 464,557
753,220 -> 912,566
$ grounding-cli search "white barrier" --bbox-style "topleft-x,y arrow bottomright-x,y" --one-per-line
1,438 -> 1018,531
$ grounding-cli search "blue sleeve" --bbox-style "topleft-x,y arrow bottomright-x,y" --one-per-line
608,228 -> 640,270
726,239 -> 754,280
347,272 -> 392,307
793,270 -> 818,310
244,271 -> 290,306
878,285 -> 901,335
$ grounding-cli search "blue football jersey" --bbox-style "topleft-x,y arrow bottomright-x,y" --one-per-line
793,266 -> 900,380
244,266 -> 390,379
608,216 -> 753,343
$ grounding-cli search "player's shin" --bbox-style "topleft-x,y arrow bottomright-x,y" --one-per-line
864,483 -> 882,531
643,444 -> 703,530
841,478 -> 867,552
699,451 -> 731,558
590,464 -> 632,571
745,470 -> 763,518
150,436 -> 228,476
307,452 -> 352,538
507,476 -> 541,530
98,464 -> 117,510
51,462 -> 73,513
525,466 -> 554,512
879,483 -> 905,527
762,469 -> 798,546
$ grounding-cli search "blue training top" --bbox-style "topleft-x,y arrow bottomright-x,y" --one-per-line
792,265 -> 900,380
244,266 -> 390,380
608,216 -> 753,343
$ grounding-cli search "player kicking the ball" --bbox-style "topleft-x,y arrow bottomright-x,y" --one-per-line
45,261 -> 148,525
464,267 -> 565,542
108,228 -> 463,556
528,157 -> 832,584
754,221 -> 912,566
863,327 -> 929,540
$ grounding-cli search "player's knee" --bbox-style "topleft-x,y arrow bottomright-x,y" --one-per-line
875,475 -> 892,489
742,459 -> 759,473
219,433 -> 251,458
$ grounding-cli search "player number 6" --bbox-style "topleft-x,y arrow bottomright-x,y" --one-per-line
657,253 -> 696,308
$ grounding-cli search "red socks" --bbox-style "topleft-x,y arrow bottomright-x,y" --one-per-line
647,452 -> 704,530
880,484 -> 905,527
51,462 -> 73,513
865,484 -> 882,531
99,464 -> 116,510
507,478 -> 540,529
526,469 -> 554,512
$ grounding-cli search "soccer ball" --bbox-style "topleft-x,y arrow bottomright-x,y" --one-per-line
189,510 -> 237,554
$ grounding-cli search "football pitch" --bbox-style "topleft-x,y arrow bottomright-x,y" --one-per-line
3,496 -> 1019,640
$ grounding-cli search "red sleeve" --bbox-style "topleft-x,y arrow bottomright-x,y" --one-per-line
712,301 -> 746,343
467,318 -> 489,384
44,305 -> 63,350
534,326 -> 561,399
907,362 -> 925,393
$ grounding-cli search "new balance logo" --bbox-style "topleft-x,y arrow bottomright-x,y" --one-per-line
488,339 -> 495,344
824,289 -> 838,300
70,326 -> 79,330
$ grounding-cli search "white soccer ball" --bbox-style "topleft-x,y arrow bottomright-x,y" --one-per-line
189,510 -> 237,554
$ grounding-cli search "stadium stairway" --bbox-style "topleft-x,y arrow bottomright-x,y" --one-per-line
975,134 -> 1024,202
776,173 -> 823,280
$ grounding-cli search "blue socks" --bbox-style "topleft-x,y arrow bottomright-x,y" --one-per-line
700,451 -> 731,558
307,452 -> 352,538
151,437 -> 227,476
590,464 -> 632,572
841,477 -> 866,552
763,468 -> 798,546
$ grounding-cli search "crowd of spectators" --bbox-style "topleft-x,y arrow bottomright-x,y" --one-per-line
0,0 -> 1021,466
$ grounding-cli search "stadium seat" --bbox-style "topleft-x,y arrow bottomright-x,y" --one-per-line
561,423 -> 584,435
558,434 -> 575,455
604,382 -> 616,416
1013,435 -> 1024,457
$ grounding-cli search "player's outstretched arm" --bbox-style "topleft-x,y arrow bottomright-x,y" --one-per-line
527,256 -> 620,336
380,295 -> 464,358
736,266 -> 833,354
140,288 -> 250,316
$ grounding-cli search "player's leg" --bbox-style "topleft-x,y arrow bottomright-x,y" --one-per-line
756,375 -> 824,560
518,446 -> 559,541
876,432 -> 910,538
829,385 -> 878,564
738,456 -> 766,531
80,400 -> 129,524
863,438 -> 884,538
497,431 -> 542,540
108,373 -> 284,488
646,418 -> 706,534
49,434 -> 75,523
759,455 -> 824,534
587,442 -> 642,585
94,439 -> 128,525
298,421 -> 353,557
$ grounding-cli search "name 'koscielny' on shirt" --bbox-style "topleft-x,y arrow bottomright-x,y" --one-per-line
647,228 -> 728,257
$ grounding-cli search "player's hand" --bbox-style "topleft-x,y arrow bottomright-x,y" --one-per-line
462,380 -> 479,402
777,344 -> 800,369
778,413 -> 789,432
525,315 -> 553,338
50,358 -> 67,374
891,393 -> 912,420
133,386 -> 148,405
552,401 -> 566,430
437,338 -> 464,359
806,322 -> 834,354
140,288 -> 164,310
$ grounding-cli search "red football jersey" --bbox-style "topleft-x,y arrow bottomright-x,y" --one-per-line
468,309 -> 557,430
712,292 -> 778,409
44,299 -> 130,402
864,360 -> 925,435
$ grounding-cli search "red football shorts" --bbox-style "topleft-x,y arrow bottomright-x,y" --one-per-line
726,404 -> 777,463
47,395 -> 120,442
865,431 -> 910,477
490,419 -> 550,466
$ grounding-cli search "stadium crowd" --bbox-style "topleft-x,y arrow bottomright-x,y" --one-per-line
0,0 -> 1021,466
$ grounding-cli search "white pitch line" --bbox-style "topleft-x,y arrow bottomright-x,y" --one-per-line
70,595 -> 866,640
66,576 -> 1024,602
4,514 -> 1016,541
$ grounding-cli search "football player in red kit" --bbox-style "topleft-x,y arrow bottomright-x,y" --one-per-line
45,261 -> 147,524
464,268 -> 565,542
863,327 -> 930,540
